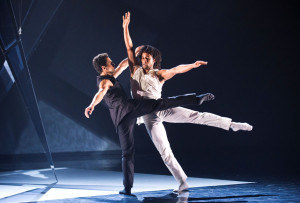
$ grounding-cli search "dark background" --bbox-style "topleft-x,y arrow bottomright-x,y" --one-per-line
1,0 -> 299,178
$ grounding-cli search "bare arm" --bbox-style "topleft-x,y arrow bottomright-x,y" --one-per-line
113,45 -> 144,78
113,58 -> 129,78
123,12 -> 139,76
84,80 -> 112,118
157,61 -> 208,82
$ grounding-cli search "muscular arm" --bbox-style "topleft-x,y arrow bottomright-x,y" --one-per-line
157,61 -> 208,82
123,12 -> 139,76
113,45 -> 144,78
84,80 -> 112,118
113,58 -> 129,78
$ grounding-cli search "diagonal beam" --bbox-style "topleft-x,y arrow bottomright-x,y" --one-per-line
0,0 -> 57,182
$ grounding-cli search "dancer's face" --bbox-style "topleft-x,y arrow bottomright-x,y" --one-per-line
102,57 -> 115,74
141,52 -> 155,71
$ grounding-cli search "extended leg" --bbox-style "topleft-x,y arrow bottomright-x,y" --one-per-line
128,93 -> 214,120
162,107 -> 232,130
161,107 -> 252,131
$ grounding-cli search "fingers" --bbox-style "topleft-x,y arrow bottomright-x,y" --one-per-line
123,12 -> 131,26
85,107 -> 92,118
195,61 -> 208,67
85,109 -> 89,118
124,11 -> 130,20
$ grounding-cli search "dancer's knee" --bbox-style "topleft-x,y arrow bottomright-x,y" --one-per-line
192,112 -> 216,124
122,149 -> 134,158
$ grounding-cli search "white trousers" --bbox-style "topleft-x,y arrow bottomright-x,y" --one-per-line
142,107 -> 232,184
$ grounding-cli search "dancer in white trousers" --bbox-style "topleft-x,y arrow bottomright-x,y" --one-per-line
122,12 -> 253,192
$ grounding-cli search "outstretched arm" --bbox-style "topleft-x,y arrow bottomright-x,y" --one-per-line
123,12 -> 139,76
157,61 -> 208,82
84,80 -> 112,118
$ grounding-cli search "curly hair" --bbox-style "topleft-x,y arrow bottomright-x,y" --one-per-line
92,53 -> 109,73
137,45 -> 162,69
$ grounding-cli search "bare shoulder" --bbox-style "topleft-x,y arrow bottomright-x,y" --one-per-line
132,65 -> 141,73
156,69 -> 169,76
99,79 -> 113,89
157,69 -> 167,74
155,69 -> 166,82
131,65 -> 141,77
133,65 -> 140,71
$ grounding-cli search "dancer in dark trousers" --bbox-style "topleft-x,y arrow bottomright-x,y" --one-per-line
84,53 -> 214,195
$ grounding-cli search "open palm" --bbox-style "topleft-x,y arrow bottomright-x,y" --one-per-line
122,12 -> 130,28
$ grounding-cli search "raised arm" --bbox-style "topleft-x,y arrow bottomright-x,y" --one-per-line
113,45 -> 144,78
84,80 -> 112,118
122,12 -> 139,76
156,61 -> 208,82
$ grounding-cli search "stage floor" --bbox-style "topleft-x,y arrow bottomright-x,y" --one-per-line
0,167 -> 300,202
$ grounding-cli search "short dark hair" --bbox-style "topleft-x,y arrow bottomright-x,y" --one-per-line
137,45 -> 162,69
92,53 -> 109,73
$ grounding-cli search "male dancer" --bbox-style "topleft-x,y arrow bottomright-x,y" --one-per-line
122,12 -> 253,192
84,44 -> 214,195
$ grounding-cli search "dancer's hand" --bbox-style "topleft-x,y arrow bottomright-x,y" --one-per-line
122,11 -> 130,28
85,106 -> 94,118
193,61 -> 207,68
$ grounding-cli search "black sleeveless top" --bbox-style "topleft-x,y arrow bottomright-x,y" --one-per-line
97,75 -> 132,127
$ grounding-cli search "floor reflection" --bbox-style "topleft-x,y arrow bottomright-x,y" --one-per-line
0,167 -> 251,202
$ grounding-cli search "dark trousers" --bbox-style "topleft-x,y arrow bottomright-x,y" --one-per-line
117,94 -> 198,188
